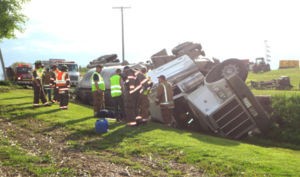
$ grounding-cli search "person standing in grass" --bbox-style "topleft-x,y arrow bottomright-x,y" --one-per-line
155,75 -> 174,126
42,67 -> 53,103
50,64 -> 60,103
110,68 -> 124,122
91,64 -> 105,116
56,65 -> 70,109
32,61 -> 50,107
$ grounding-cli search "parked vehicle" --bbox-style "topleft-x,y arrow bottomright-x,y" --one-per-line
250,76 -> 293,90
6,64 -> 32,86
41,59 -> 80,86
252,58 -> 270,73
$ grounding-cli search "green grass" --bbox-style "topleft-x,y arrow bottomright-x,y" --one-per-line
0,129 -> 74,176
0,88 -> 300,176
247,68 -> 300,89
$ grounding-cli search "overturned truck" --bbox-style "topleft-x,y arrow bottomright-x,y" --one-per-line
147,55 -> 271,139
76,42 -> 271,139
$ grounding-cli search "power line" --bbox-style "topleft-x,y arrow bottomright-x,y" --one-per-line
112,6 -> 131,64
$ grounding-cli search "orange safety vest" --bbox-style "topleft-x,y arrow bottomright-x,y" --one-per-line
56,72 -> 68,87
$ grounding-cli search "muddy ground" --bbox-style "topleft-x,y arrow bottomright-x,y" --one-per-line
0,117 -> 203,177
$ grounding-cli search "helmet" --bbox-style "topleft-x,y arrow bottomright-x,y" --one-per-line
61,65 -> 68,71
51,64 -> 57,69
34,60 -> 42,65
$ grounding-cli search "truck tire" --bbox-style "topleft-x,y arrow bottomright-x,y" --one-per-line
205,59 -> 248,83
172,42 -> 194,55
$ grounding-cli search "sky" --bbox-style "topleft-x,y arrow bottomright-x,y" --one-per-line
1,0 -> 300,79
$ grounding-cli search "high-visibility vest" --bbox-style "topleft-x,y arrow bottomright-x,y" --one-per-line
56,72 -> 68,87
32,68 -> 43,81
91,72 -> 105,91
110,74 -> 122,97
143,74 -> 152,95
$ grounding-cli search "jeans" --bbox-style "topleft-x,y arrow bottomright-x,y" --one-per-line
45,88 -> 52,101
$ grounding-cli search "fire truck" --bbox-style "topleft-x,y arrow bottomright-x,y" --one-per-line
6,64 -> 33,86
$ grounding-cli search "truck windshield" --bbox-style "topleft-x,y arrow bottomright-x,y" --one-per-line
58,64 -> 78,72
16,67 -> 32,73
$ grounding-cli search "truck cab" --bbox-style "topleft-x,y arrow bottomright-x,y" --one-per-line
6,64 -> 32,86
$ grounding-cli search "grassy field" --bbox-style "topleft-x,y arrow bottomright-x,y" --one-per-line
0,87 -> 299,176
247,68 -> 300,90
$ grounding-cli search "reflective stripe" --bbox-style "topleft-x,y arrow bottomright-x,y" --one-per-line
127,76 -> 136,79
129,84 -> 142,94
140,78 -> 148,85
160,83 -> 173,106
136,116 -> 142,120
59,88 -> 69,91
111,85 -> 121,89
111,90 -> 122,94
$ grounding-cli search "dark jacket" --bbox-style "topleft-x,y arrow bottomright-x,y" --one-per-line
156,81 -> 174,108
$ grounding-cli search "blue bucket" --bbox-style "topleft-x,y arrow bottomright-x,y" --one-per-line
95,118 -> 108,133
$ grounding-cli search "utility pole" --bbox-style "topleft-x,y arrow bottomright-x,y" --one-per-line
0,48 -> 8,81
264,40 -> 271,63
112,6 -> 131,64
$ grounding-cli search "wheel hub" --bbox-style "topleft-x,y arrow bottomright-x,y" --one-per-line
221,64 -> 239,78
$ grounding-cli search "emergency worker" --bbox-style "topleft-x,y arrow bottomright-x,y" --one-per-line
155,75 -> 174,125
50,65 -> 60,103
122,66 -> 150,125
91,64 -> 105,116
110,69 -> 124,121
138,67 -> 153,120
42,67 -> 52,102
56,65 -> 70,109
32,61 -> 50,107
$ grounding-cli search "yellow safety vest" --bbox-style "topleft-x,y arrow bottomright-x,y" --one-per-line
91,72 -> 105,91
110,74 -> 122,97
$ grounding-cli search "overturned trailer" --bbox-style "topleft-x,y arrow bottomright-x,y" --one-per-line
147,55 -> 271,139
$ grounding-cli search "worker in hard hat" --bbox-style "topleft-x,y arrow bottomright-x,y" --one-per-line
138,67 -> 153,121
155,75 -> 175,126
32,61 -> 50,107
56,65 -> 70,109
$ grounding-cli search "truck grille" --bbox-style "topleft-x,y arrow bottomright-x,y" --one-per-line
211,97 -> 255,138
70,76 -> 78,81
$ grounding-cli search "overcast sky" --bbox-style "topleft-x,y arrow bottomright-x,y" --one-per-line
1,0 -> 300,78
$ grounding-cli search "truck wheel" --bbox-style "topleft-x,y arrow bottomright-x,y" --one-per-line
221,59 -> 248,81
205,59 -> 248,83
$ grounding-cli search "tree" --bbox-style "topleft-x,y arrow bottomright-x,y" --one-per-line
0,0 -> 30,80
0,0 -> 30,41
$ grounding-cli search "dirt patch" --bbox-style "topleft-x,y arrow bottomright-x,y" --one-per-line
0,118 -> 203,176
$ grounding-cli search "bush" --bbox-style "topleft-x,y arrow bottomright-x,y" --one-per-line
0,80 -> 12,86
264,95 -> 300,145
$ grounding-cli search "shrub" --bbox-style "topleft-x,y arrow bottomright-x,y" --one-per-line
265,95 -> 300,145
0,80 -> 12,86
